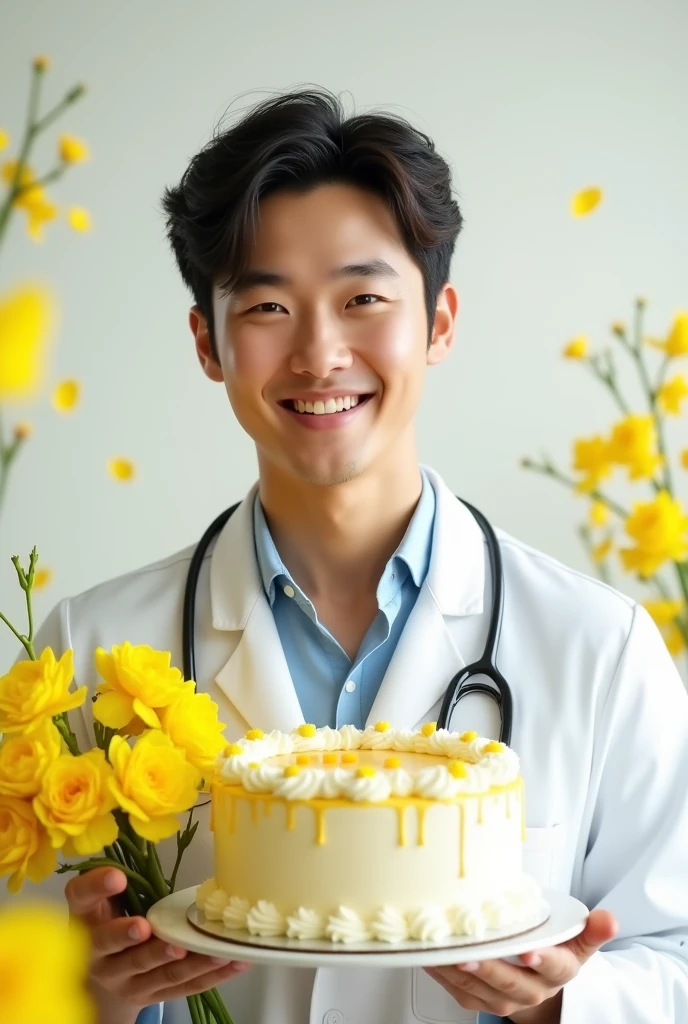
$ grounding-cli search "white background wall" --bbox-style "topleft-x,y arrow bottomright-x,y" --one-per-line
1,0 -> 687,677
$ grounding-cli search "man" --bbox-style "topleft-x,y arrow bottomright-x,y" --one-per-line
28,87 -> 688,1023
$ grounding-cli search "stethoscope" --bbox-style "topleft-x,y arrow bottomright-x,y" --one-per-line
182,496 -> 513,745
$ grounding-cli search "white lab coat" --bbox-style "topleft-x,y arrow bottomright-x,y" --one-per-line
16,466 -> 688,1024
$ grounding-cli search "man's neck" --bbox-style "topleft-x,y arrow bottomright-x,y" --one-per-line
257,451 -> 424,608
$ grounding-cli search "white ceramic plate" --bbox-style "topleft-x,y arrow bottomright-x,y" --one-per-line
147,887 -> 588,968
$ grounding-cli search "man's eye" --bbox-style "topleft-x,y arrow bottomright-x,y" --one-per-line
348,294 -> 383,306
247,302 -> 285,313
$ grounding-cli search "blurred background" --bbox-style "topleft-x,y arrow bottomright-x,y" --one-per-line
1,0 -> 687,679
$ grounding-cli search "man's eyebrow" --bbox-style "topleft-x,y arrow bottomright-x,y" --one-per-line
230,259 -> 401,295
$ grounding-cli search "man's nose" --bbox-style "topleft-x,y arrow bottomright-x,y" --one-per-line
289,316 -> 353,378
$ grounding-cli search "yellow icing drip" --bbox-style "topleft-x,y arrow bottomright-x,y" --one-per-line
448,760 -> 468,778
460,730 -> 478,742
287,804 -> 296,830
315,807 -> 326,845
297,723 -> 317,737
323,752 -> 338,765
417,804 -> 427,845
459,803 -> 465,877
483,741 -> 504,754
245,729 -> 264,741
284,765 -> 302,777
250,800 -> 259,824
229,794 -> 236,833
478,797 -> 484,824
421,722 -> 437,737
506,788 -> 512,818
341,752 -> 359,765
397,805 -> 407,846
374,720 -> 392,732
384,756 -> 401,769
264,798 -> 273,817
356,766 -> 377,778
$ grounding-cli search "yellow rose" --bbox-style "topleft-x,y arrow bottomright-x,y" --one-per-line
0,796 -> 56,893
620,491 -> 688,578
0,719 -> 63,798
108,731 -> 201,842
0,648 -> 86,734
160,690 -> 227,776
93,643 -> 190,731
33,749 -> 118,856
0,902 -> 94,1024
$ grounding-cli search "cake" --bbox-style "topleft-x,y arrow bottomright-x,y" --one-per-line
195,721 -> 543,944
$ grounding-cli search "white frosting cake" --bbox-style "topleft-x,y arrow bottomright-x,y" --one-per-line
196,722 -> 543,943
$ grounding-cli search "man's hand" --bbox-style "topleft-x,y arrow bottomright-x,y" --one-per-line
424,909 -> 618,1022
66,867 -> 252,1024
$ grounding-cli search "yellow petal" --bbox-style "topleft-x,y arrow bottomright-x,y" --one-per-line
589,500 -> 610,528
33,567 -> 53,590
70,812 -> 119,857
52,378 -> 80,412
0,129 -> 9,152
107,457 -> 135,482
681,448 -> 688,470
93,689 -> 135,728
58,135 -> 90,164
0,283 -> 57,401
132,698 -> 161,729
67,207 -> 92,232
130,812 -> 181,842
571,187 -> 603,217
563,336 -> 588,359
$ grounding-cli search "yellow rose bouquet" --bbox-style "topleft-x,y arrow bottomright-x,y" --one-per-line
522,299 -> 688,676
0,549 -> 235,1024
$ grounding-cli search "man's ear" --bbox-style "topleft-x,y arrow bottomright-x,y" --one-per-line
427,283 -> 459,366
190,305 -> 224,382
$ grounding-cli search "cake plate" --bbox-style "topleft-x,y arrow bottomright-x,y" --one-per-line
147,887 -> 588,968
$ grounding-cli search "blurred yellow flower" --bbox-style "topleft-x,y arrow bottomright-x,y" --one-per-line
67,207 -> 92,232
572,435 -> 613,492
589,500 -> 610,527
648,311 -> 688,358
620,491 -> 688,578
108,731 -> 201,842
34,748 -> 118,856
0,796 -> 56,892
611,321 -> 625,336
592,538 -> 612,563
0,648 -> 86,735
13,420 -> 33,440
33,566 -> 53,589
32,55 -> 50,72
58,134 -> 89,164
0,719 -> 63,798
0,129 -> 9,151
657,374 -> 688,415
608,414 -> 663,481
570,187 -> 603,217
0,902 -> 94,1024
52,378 -> 80,412
108,457 -> 135,481
160,690 -> 227,776
1,159 -> 34,189
93,642 -> 189,730
681,448 -> 688,470
664,624 -> 687,657
0,283 -> 56,401
563,336 -> 588,359
644,598 -> 685,627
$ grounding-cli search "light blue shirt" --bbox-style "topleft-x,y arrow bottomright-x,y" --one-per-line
252,469 -> 436,728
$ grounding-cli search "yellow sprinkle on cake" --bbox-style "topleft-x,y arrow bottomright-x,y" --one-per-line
460,730 -> 478,742
323,752 -> 338,765
296,753 -> 311,766
374,721 -> 392,732
483,741 -> 505,754
421,722 -> 437,737
224,743 -> 243,756
284,765 -> 302,777
448,760 -> 468,778
384,756 -> 401,769
357,766 -> 377,778
341,752 -> 359,765
298,723 -> 317,738
245,729 -> 264,741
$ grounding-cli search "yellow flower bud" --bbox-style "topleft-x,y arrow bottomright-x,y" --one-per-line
32,55 -> 50,72
681,449 -> 688,470
67,207 -> 92,233
0,129 -> 10,152
58,134 -> 89,164
13,420 -> 32,440
589,500 -> 609,528
570,186 -> 603,217
563,336 -> 588,360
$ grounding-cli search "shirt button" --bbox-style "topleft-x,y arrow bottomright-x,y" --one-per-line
323,1012 -> 344,1024
283,585 -> 295,598
344,680 -> 356,693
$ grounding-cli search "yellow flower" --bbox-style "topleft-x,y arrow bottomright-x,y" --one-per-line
58,134 -> 90,164
32,55 -> 50,72
563,336 -> 588,359
159,690 -> 227,776
657,375 -> 688,416
0,796 -> 56,893
0,283 -> 56,401
572,435 -> 613,492
93,642 -> 189,730
1,159 -> 34,190
611,321 -> 625,336
607,414 -> 663,481
52,378 -> 81,412
620,491 -> 688,578
0,719 -> 63,798
589,500 -> 610,527
13,420 -> 33,440
0,648 -> 86,735
664,624 -> 686,657
570,187 -> 603,217
0,902 -> 94,1024
592,538 -> 613,563
67,207 -> 92,232
0,129 -> 9,151
643,599 -> 685,627
33,566 -> 53,590
108,731 -> 201,842
33,749 -> 118,856
108,457 -> 135,481
681,448 -> 688,470
24,189 -> 59,241
648,311 -> 688,358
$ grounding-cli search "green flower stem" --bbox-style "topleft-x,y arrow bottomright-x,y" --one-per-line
54,713 -> 79,755
0,608 -> 32,657
57,858 -> 158,901
145,842 -> 170,900
520,458 -> 629,520
585,354 -> 631,417
117,833 -> 148,872
188,994 -> 203,1024
203,987 -> 234,1024
0,63 -> 43,243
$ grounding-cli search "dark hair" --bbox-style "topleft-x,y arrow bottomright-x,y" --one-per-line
161,87 -> 464,356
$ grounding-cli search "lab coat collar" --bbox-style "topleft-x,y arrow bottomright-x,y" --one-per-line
209,465 -> 486,732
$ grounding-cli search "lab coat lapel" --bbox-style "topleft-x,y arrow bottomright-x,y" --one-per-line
367,467 -> 488,729
209,482 -> 305,733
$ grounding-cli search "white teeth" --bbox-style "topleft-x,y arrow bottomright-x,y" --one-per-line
290,395 -> 364,415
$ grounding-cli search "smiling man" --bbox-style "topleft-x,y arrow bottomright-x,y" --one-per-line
30,87 -> 688,1024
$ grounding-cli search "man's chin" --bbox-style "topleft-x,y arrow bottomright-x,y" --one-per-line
295,459 -> 362,488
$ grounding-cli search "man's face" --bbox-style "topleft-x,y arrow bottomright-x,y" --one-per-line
192,183 -> 456,488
